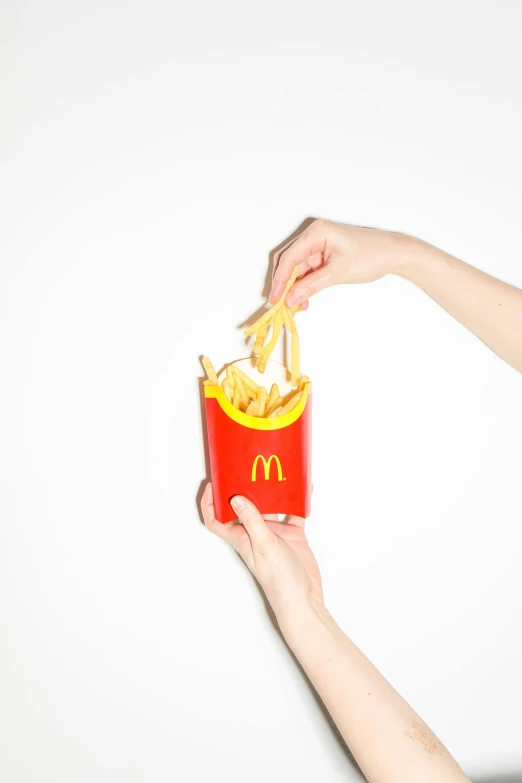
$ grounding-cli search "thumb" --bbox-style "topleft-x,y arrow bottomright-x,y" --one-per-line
230,496 -> 274,553
286,265 -> 337,308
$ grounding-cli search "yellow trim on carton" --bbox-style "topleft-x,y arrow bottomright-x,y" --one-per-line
205,383 -> 312,430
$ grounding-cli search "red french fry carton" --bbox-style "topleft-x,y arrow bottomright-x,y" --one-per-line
204,359 -> 312,523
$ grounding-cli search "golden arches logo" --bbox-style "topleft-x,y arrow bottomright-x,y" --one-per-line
251,454 -> 284,482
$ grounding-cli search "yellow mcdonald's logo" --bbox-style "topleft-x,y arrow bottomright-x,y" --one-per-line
251,454 -> 284,482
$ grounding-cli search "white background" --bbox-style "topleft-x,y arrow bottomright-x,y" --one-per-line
1,1 -> 521,781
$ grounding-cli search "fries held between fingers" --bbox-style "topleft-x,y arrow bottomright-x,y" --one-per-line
201,268 -> 309,418
243,268 -> 302,387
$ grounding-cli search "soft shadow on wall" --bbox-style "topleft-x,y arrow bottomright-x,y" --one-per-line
474,775 -> 522,783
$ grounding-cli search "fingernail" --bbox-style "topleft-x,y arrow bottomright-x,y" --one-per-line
286,292 -> 299,308
230,496 -> 246,511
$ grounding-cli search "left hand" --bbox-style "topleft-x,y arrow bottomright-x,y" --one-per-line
201,484 -> 324,633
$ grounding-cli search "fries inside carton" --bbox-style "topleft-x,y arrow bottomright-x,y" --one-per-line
204,359 -> 312,523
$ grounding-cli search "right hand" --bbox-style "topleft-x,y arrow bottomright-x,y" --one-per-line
269,219 -> 416,308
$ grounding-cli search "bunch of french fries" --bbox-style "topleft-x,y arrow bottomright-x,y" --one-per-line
202,268 -> 310,418
244,267 -> 301,386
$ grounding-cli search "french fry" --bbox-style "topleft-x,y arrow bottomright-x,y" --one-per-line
244,386 -> 257,401
281,388 -> 297,408
202,356 -> 219,385
253,323 -> 268,355
231,368 -> 256,401
244,307 -> 276,337
299,374 -> 310,392
281,306 -> 300,386
226,364 -> 235,390
244,269 -> 300,382
244,268 -> 298,337
223,379 -> 233,402
245,399 -> 256,415
268,406 -> 283,418
266,395 -> 283,417
266,383 -> 279,412
230,364 -> 259,396
278,390 -> 303,416
290,335 -> 300,387
233,373 -> 250,407
256,387 -> 268,417
232,388 -> 241,410
258,309 -> 283,373
279,266 -> 298,303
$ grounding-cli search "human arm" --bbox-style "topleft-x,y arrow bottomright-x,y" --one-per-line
395,240 -> 522,373
283,604 -> 469,783
201,485 -> 471,783
269,220 -> 522,373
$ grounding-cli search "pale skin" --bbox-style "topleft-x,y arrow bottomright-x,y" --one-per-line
201,488 -> 471,783
270,219 -> 522,373
202,221 -> 522,782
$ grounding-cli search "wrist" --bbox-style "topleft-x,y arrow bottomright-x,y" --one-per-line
386,233 -> 428,278
276,598 -> 336,650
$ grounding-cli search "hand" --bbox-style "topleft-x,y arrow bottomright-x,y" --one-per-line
201,484 -> 324,632
269,219 -> 416,308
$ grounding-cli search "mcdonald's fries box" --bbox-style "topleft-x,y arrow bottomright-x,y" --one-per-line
204,359 -> 312,523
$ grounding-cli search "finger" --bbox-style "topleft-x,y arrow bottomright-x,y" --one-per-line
263,513 -> 280,522
304,251 -> 325,272
291,257 -> 317,312
269,260 -> 309,304
201,482 -> 216,525
286,514 -> 306,529
285,264 -> 336,309
201,483 -> 244,546
269,222 -> 326,302
271,233 -> 303,282
230,496 -> 275,554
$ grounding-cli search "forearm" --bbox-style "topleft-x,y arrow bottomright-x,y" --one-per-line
280,605 -> 470,783
394,238 -> 522,373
